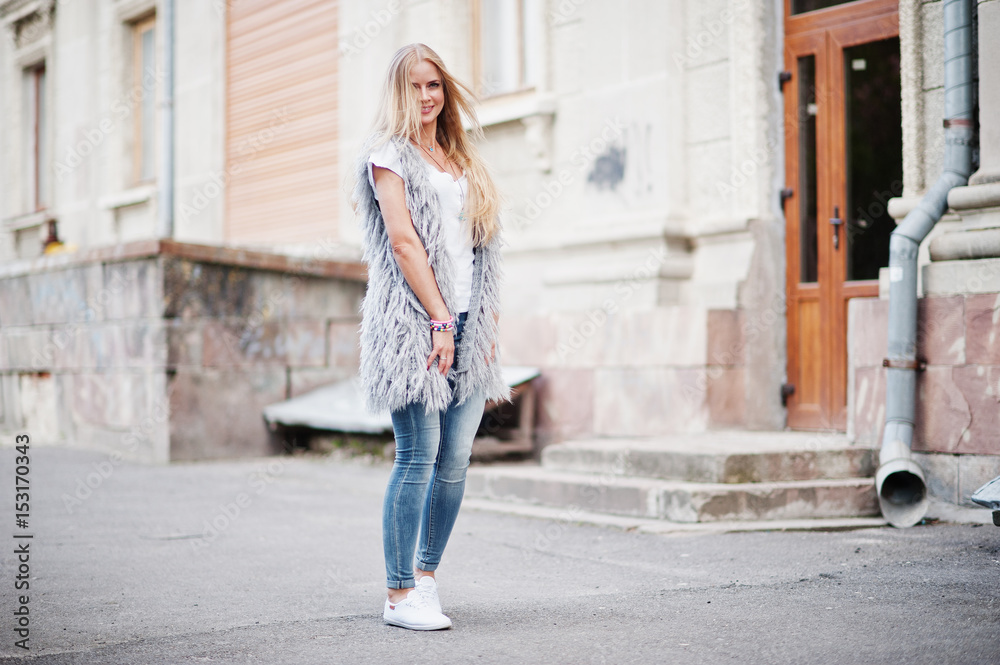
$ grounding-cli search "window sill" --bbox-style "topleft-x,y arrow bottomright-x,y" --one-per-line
99,184 -> 156,210
3,209 -> 55,232
113,0 -> 156,23
474,90 -> 556,129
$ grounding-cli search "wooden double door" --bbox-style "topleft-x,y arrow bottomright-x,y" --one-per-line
782,0 -> 901,430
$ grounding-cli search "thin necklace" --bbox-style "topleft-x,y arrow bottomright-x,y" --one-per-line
413,138 -> 466,221
415,139 -> 467,221
417,134 -> 436,152
415,140 -> 455,179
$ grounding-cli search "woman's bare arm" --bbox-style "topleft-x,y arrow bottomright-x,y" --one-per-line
373,165 -> 454,375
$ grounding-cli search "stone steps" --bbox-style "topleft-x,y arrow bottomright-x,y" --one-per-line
466,432 -> 880,524
540,433 -> 876,483
466,466 -> 878,522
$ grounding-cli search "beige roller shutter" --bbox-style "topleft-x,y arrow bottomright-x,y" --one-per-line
225,0 -> 338,245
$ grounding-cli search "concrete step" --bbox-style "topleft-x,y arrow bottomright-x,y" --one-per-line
462,497 -> 887,534
465,465 -> 878,523
540,432 -> 876,484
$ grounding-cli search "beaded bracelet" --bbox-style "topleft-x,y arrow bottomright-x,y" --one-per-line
430,316 -> 455,333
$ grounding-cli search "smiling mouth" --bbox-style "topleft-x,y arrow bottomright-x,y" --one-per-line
421,105 -> 434,113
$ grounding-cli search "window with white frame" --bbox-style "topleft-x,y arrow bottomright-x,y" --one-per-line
132,15 -> 156,183
24,63 -> 48,211
476,0 -> 539,97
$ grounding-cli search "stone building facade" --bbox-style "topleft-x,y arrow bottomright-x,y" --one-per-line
0,0 -> 360,461
0,0 -> 997,505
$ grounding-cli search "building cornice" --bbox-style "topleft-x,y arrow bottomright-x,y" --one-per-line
0,0 -> 54,50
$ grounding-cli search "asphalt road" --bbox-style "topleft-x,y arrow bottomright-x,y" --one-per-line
0,446 -> 997,664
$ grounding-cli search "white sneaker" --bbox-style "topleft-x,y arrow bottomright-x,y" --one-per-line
414,575 -> 442,614
383,589 -> 452,631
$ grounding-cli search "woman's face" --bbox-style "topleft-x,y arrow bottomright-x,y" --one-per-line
410,60 -> 445,130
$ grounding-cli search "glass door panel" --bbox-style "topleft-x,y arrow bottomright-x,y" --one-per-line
844,37 -> 902,281
798,55 -> 819,283
792,0 -> 858,14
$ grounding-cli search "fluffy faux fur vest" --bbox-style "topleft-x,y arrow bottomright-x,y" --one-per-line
353,134 -> 509,414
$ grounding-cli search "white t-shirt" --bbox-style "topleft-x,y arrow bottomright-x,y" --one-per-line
368,141 -> 475,313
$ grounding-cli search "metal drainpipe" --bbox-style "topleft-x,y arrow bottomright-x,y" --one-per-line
157,0 -> 175,239
877,0 -> 975,528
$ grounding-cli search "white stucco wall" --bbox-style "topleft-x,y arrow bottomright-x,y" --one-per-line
337,0 -> 782,315
172,0 -> 226,245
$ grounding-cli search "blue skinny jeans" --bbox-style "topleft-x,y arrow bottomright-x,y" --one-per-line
382,313 -> 486,589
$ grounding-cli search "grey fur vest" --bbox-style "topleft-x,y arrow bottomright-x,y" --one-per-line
353,134 -> 509,414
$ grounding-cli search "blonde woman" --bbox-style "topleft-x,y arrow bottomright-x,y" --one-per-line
352,43 -> 508,630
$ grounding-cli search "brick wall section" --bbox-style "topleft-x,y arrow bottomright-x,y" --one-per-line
0,241 -> 365,463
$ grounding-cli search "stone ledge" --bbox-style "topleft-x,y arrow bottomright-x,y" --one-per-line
922,258 -> 1000,295
540,434 -> 875,484
929,228 -> 1000,261
948,181 -> 1000,211
0,239 -> 367,282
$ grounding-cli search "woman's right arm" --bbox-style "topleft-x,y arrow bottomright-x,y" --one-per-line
372,165 -> 455,375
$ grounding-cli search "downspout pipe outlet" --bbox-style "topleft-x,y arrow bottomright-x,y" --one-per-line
876,424 -> 928,528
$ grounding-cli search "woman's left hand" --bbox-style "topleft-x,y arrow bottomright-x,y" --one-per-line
429,329 -> 455,375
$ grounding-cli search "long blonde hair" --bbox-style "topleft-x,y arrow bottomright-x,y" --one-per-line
371,43 -> 500,247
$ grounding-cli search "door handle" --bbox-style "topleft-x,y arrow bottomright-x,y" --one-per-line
830,206 -> 843,250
